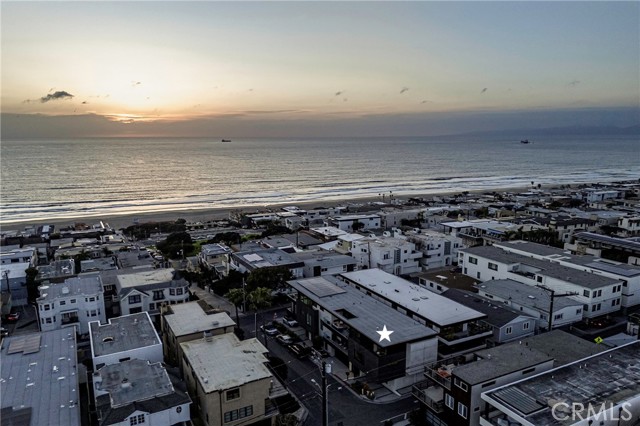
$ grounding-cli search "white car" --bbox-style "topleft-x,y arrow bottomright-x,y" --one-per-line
283,317 -> 298,327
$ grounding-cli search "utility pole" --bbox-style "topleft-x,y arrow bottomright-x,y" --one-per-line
536,285 -> 578,331
3,270 -> 10,296
321,361 -> 331,426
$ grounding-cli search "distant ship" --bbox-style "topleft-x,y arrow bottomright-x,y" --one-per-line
221,139 -> 232,143
520,139 -> 530,144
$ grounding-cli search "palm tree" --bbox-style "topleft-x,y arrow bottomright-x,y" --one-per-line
248,287 -> 273,346
225,288 -> 245,325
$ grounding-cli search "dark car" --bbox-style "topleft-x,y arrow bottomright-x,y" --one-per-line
260,324 -> 279,336
288,343 -> 312,359
5,311 -> 20,323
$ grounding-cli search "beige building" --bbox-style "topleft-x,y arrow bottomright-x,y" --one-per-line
161,300 -> 235,367
181,333 -> 286,426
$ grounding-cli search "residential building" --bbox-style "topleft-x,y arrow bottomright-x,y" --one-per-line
199,243 -> 232,277
291,251 -> 357,278
89,312 -> 163,368
616,215 -> 640,237
415,270 -> 479,294
93,359 -> 191,426
459,245 -> 623,320
441,289 -> 536,344
0,246 -> 37,265
567,231 -> 640,263
116,268 -> 191,316
0,262 -> 29,306
302,206 -> 347,226
480,341 -> 640,426
181,333 -> 287,426
37,275 -> 105,334
228,248 -> 304,278
0,329 -> 81,426
308,226 -> 349,242
340,269 -> 492,358
415,331 -> 604,426
476,279 -> 584,329
36,259 -> 76,283
494,240 -> 640,309
378,207 -> 425,229
407,230 -> 462,270
334,233 -> 366,255
547,217 -> 598,243
325,214 -> 381,232
288,276 -> 438,390
161,300 -> 235,367
351,237 -> 422,275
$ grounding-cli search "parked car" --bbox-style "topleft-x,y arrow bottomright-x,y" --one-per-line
0,327 -> 9,337
314,348 -> 330,358
5,311 -> 20,323
260,324 -> 279,336
283,317 -> 298,327
276,335 -> 293,346
288,343 -> 311,359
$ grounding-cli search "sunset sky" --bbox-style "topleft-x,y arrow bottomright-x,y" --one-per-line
2,1 -> 639,138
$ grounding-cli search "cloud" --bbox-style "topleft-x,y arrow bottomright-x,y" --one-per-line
400,87 -> 409,94
39,91 -> 74,103
481,88 -> 488,94
566,80 -> 581,87
335,90 -> 345,96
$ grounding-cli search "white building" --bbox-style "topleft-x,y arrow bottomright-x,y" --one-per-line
617,216 -> 640,236
116,268 -> 191,316
37,275 -> 105,334
89,312 -> 163,368
459,245 -> 623,320
93,359 -> 191,426
351,237 -> 422,275
407,230 -> 462,270
325,214 -> 381,231
334,233 -> 366,255
0,246 -> 37,265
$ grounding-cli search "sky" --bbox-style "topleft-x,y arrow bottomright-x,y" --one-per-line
2,1 -> 639,138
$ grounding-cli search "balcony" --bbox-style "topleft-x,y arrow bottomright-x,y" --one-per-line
61,315 -> 79,325
424,364 -> 452,390
480,410 -> 523,426
412,381 -> 444,413
321,318 -> 350,339
440,320 -> 493,342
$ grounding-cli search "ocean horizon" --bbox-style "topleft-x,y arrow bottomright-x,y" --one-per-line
1,134 -> 639,225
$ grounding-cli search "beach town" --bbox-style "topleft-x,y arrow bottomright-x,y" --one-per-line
2,179 -> 640,426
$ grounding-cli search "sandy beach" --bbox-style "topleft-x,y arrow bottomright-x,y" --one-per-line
0,183 -> 548,232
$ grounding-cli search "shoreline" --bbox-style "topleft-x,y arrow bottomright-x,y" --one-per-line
0,183 -> 555,232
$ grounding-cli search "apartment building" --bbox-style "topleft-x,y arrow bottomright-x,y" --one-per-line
291,251 -> 357,278
351,237 -> 422,275
37,275 -> 105,334
116,268 -> 191,316
288,276 -> 438,390
93,359 -> 191,426
459,245 -> 623,320
181,333 -> 287,426
407,230 -> 462,270
325,214 -> 381,232
340,269 -> 492,358
228,248 -> 304,278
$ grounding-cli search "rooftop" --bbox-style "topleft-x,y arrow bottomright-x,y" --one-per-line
340,269 -> 485,326
292,251 -> 358,269
482,341 -> 640,426
89,312 -> 161,358
288,276 -> 437,347
36,260 -> 75,281
477,279 -> 583,312
37,275 -> 103,302
180,334 -> 271,393
0,329 -> 80,426
117,268 -> 186,289
442,289 -> 531,327
461,245 -> 620,289
575,231 -> 640,251
164,301 -> 235,337
232,248 -> 304,270
200,243 -> 231,257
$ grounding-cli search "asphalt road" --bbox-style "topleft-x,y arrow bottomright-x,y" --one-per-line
238,310 -> 419,426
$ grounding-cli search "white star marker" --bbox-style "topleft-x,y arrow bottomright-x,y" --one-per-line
377,325 -> 394,343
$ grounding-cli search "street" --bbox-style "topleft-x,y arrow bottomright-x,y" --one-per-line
237,310 -> 418,426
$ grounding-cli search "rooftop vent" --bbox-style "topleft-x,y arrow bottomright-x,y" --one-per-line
102,337 -> 114,343
527,295 -> 536,299
61,286 -> 70,295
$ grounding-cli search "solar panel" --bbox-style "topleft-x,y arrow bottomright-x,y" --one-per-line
300,277 -> 346,298
7,335 -> 41,355
492,387 -> 545,415
586,261 -> 638,277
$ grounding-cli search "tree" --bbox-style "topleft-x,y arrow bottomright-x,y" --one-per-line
246,267 -> 293,292
156,232 -> 193,259
25,267 -> 40,302
225,288 -> 246,325
248,287 -> 273,347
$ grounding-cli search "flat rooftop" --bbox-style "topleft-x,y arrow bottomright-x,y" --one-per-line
90,312 -> 161,358
117,268 -> 183,289
164,301 -> 235,337
201,243 -> 231,256
340,269 -> 485,326
233,248 -> 304,269
288,276 -> 437,347
0,329 -> 80,426
478,279 -> 583,312
37,275 -> 102,302
483,341 -> 640,426
461,245 -> 620,289
180,334 -> 271,393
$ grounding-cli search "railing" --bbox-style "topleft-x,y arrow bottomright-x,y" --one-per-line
412,381 -> 444,413
61,316 -> 79,325
424,366 -> 451,390
440,320 -> 493,342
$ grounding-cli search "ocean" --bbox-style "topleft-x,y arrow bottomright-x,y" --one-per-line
1,135 -> 639,224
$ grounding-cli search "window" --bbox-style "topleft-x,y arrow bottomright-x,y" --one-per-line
481,380 -> 496,388
46,318 -> 52,324
583,290 -> 590,297
596,290 -> 602,297
128,295 -> 141,304
458,403 -> 468,419
445,394 -> 454,409
44,304 -> 51,311
149,303 -> 155,311
226,388 -> 240,401
488,262 -> 498,271
169,288 -> 176,296
454,379 -> 468,392
554,313 -> 563,320
130,414 -> 145,425
70,299 -> 76,304
505,326 -> 512,334
224,406 -> 253,423
576,308 -> 582,315
153,290 -> 164,300
468,257 -> 478,265
523,322 -> 530,330
477,272 -> 481,279
537,276 -> 543,283
176,288 -> 183,295
60,300 -> 66,306
612,299 -> 620,307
